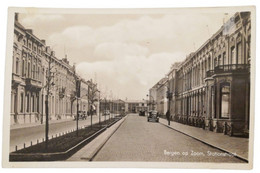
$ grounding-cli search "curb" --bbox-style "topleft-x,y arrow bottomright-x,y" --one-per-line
159,120 -> 248,163
10,119 -> 74,130
68,115 -> 127,161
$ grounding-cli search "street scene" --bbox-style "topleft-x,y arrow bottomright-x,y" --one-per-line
4,7 -> 253,167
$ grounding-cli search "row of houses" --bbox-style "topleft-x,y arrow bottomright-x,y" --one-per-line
149,12 -> 251,137
11,14 -> 99,125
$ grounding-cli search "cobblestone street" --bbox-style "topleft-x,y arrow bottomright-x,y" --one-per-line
93,114 -> 245,163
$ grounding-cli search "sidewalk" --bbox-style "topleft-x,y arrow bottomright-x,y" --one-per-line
11,114 -> 116,130
10,118 -> 74,130
67,116 -> 127,161
159,118 -> 249,161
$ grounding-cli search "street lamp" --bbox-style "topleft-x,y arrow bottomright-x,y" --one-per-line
146,94 -> 155,111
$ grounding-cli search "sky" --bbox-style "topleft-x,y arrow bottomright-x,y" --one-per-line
18,10 -> 234,100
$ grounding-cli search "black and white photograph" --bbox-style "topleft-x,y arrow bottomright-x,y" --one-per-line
1,6 -> 255,169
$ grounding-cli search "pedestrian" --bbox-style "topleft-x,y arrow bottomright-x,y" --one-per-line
166,110 -> 170,125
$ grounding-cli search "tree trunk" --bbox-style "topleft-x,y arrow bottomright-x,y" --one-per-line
45,100 -> 49,150
71,101 -> 73,118
91,112 -> 93,130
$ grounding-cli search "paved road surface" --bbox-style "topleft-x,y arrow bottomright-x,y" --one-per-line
93,114 -> 244,163
10,115 -> 110,152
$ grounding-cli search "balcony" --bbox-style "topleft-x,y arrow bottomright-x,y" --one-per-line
12,73 -> 23,87
214,64 -> 250,74
25,78 -> 42,89
206,70 -> 214,78
206,64 -> 250,78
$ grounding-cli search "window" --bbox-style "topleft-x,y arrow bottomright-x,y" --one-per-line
27,94 -> 30,112
37,96 -> 39,112
214,57 -> 218,67
223,52 -> 226,65
33,64 -> 36,79
218,55 -> 222,66
231,46 -> 236,64
237,42 -> 243,64
28,62 -> 31,77
22,59 -> 25,77
20,93 -> 24,113
16,58 -> 19,74
208,57 -> 211,70
38,66 -> 40,80
32,95 -> 35,112
220,83 -> 230,118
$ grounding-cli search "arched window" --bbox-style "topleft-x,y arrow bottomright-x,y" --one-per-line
237,42 -> 242,64
231,46 -> 236,64
220,83 -> 230,118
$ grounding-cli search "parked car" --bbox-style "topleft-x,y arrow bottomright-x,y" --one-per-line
147,110 -> 159,122
139,110 -> 145,116
74,111 -> 87,120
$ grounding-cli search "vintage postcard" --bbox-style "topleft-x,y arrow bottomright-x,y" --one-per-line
2,6 -> 255,169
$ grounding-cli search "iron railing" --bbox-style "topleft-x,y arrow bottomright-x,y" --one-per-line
206,64 -> 250,78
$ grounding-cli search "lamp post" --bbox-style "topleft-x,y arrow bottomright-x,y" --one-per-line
146,94 -> 155,111
75,78 -> 81,137
166,90 -> 173,126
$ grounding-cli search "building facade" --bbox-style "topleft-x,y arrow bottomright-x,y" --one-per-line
11,14 -> 95,125
150,12 -> 251,137
124,100 -> 148,113
155,78 -> 168,116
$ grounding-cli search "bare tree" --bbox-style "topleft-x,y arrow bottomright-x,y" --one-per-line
43,57 -> 57,150
86,79 -> 99,129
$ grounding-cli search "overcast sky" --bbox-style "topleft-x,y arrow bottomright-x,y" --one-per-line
19,10 -> 234,100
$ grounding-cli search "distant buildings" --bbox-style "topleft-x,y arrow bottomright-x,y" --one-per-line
99,99 -> 148,115
125,100 -> 148,113
11,14 -> 98,125
149,12 -> 251,136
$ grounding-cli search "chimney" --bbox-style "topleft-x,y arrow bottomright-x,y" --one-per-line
15,13 -> 19,21
26,29 -> 33,34
41,40 -> 46,44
